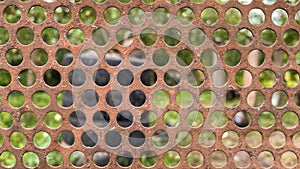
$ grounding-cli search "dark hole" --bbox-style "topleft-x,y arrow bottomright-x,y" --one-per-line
61,90 -> 74,107
129,49 -> 146,66
59,130 -> 75,147
93,152 -> 110,167
234,111 -> 250,128
141,69 -> 157,86
105,130 -> 122,147
117,151 -> 133,167
81,130 -> 98,147
56,48 -> 73,66
68,69 -> 86,86
140,111 -> 157,127
93,111 -> 110,128
44,69 -> 61,86
69,111 -> 86,127
81,90 -> 99,107
117,110 -> 133,128
164,69 -> 181,86
117,69 -> 134,86
128,130 -> 145,147
94,69 -> 110,86
80,50 -> 98,66
105,49 -> 122,66
129,90 -> 146,106
106,90 -> 122,107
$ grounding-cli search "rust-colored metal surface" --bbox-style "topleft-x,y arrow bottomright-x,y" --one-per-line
0,0 -> 300,168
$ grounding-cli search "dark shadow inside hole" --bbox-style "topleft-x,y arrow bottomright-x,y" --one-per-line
106,90 -> 122,107
94,69 -> 110,86
129,49 -> 146,66
44,69 -> 61,86
80,50 -> 98,66
56,49 -> 73,66
129,90 -> 146,106
81,130 -> 98,147
140,111 -> 157,127
93,152 -> 110,167
164,69 -> 181,86
68,69 -> 86,86
141,69 -> 157,86
117,69 -> 134,86
117,151 -> 133,167
69,111 -> 86,127
61,90 -> 74,107
128,130 -> 145,147
105,49 -> 122,66
59,130 -> 75,147
117,111 -> 133,128
93,111 -> 110,128
105,130 -> 122,147
81,90 -> 99,107
225,90 -> 240,108
234,111 -> 251,128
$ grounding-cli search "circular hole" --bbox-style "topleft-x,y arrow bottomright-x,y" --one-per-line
164,69 -> 181,86
212,70 -> 228,87
56,48 -> 73,66
70,151 -> 86,167
116,151 -> 133,167
235,70 -> 252,87
82,90 -> 99,107
247,90 -> 265,108
199,90 -> 216,108
142,0 -> 155,4
213,28 -> 229,46
30,48 -> 48,66
5,48 -> 23,66
260,28 -> 276,46
258,151 -> 275,168
282,111 -> 298,129
105,130 -> 122,147
68,69 -> 86,86
189,28 -> 205,46
129,49 -> 146,66
246,131 -> 262,148
44,69 -> 61,86
93,152 -> 110,167
92,28 -> 109,46
32,91 -> 50,108
238,0 -> 252,4
248,8 -> 265,26
284,69 -> 299,87
176,90 -> 193,107
175,130 -> 192,147
93,111 -> 110,128
225,90 -> 240,108
187,151 -> 204,167
140,151 -> 157,167
46,151 -> 63,167
141,69 -> 157,86
269,131 -> 286,148
10,132 -> 26,149
216,0 -> 229,4
296,10 -> 300,25
104,7 -> 121,25
105,49 -> 122,66
17,27 -> 34,45
248,49 -> 265,67
106,90 -> 122,107
140,111 -> 157,127
80,49 -> 98,66
0,69 -> 11,87
45,112 -> 62,129
8,90 -> 25,108
94,69 -> 110,86
259,69 -> 276,87
152,130 -> 169,147
20,112 -> 37,129
192,0 -> 204,3
0,151 -> 16,168
262,0 -> 276,5
164,110 -> 180,127
272,49 -> 288,67
236,28 -> 253,46
293,132 -> 300,148
295,91 -> 300,107
199,130 -> 215,147
222,131 -> 239,148
210,150 -> 227,168
271,91 -> 288,108
153,49 -> 169,67
116,28 -> 133,47
57,90 -> 74,107
128,8 -> 146,25
258,111 -> 275,129
58,130 -> 75,147
117,110 -> 133,128
234,111 -> 251,128
200,49 -> 218,67
209,111 -> 227,128
187,110 -> 204,128
94,0 -> 106,3
33,131 -> 51,149
272,9 -> 288,26
4,5 -> 21,23
22,152 -> 39,168
284,29 -> 299,46
117,69 -> 133,86
0,27 -> 9,45
152,7 -> 170,25
176,49 -> 194,66
69,111 -> 86,128
28,6 -> 46,24
234,151 -> 251,168
0,112 -> 13,129
81,130 -> 98,147
67,28 -> 85,45
225,49 -> 241,66
79,6 -> 96,24
164,28 -> 181,46
54,6 -> 72,24
168,0 -> 180,4
152,90 -> 169,107
176,7 -> 194,25
129,90 -> 146,107
163,151 -> 180,167
225,8 -> 241,25
286,0 -> 299,5
140,28 -> 157,46
201,7 -> 218,25
188,69 -> 205,86
129,130 -> 145,147
281,151 -> 298,168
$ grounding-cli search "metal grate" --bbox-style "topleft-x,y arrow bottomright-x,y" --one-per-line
0,0 -> 300,168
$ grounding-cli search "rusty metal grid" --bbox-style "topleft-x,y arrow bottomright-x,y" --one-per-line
0,0 -> 300,168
